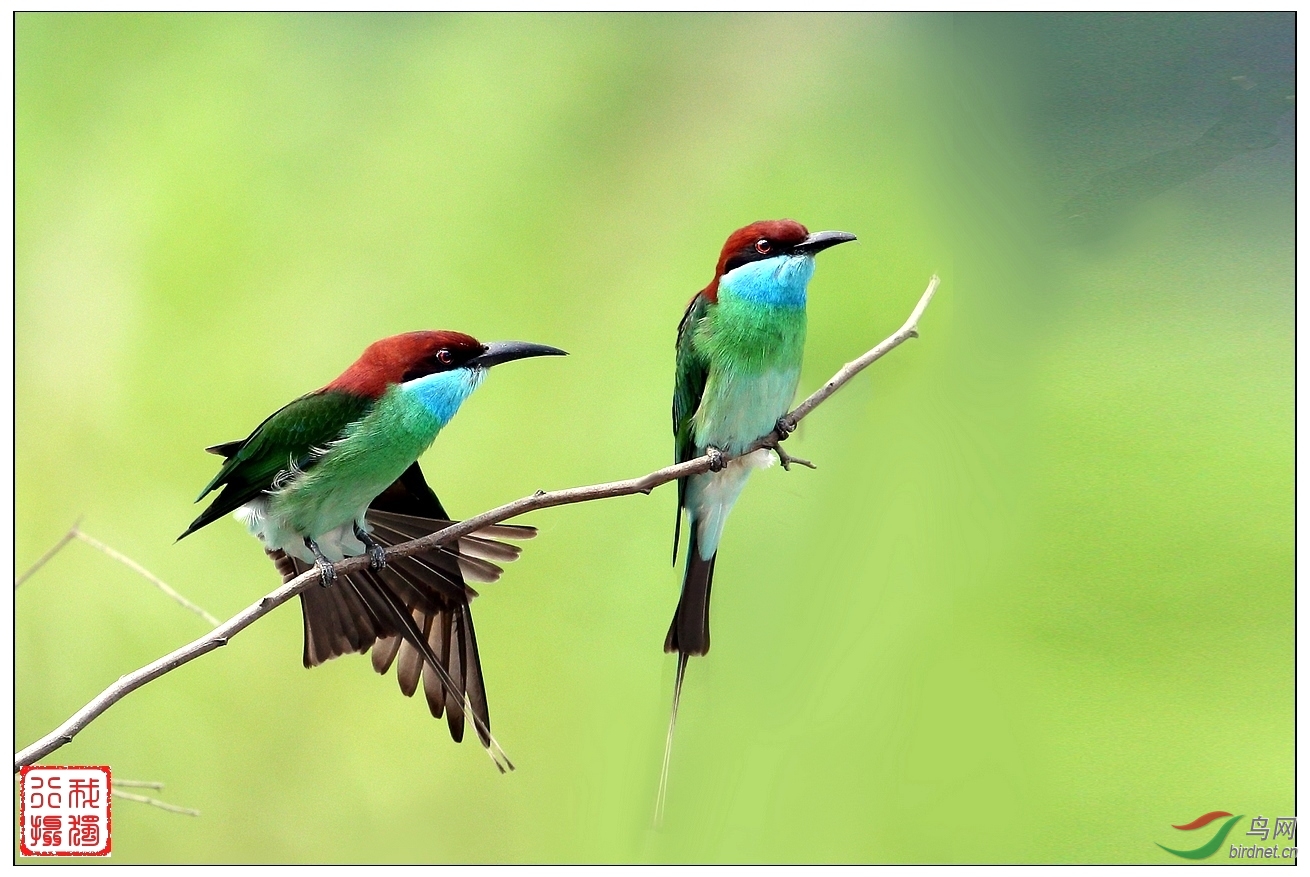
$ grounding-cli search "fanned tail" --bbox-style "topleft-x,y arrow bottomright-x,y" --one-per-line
654,651 -> 690,828
271,462 -> 534,771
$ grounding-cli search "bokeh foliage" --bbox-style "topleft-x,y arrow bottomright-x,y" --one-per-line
16,13 -> 1292,862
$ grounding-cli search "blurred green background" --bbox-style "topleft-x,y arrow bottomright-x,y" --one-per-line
15,13 -> 1293,863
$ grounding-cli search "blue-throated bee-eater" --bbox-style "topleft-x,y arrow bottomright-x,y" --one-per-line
660,220 -> 856,807
181,331 -> 566,769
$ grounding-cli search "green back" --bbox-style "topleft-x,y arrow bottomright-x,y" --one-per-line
672,292 -> 712,557
181,389 -> 374,539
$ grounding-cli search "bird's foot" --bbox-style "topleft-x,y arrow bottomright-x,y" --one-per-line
314,558 -> 337,587
762,435 -> 815,472
774,415 -> 797,440
304,537 -> 337,588
705,446 -> 727,472
354,523 -> 388,571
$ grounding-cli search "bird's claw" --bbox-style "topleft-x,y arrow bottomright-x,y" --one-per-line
774,416 -> 796,440
763,435 -> 815,472
706,446 -> 727,472
314,558 -> 337,588
354,524 -> 388,571
305,537 -> 337,588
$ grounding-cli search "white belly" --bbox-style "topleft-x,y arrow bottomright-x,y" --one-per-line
235,497 -> 367,564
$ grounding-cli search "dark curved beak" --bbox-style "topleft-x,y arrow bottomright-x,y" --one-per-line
469,340 -> 569,369
795,230 -> 857,255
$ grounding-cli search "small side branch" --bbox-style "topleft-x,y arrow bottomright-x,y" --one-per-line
113,789 -> 200,817
14,275 -> 940,772
779,272 -> 940,430
15,522 -> 220,627
113,779 -> 165,790
71,530 -> 220,627
14,518 -> 81,588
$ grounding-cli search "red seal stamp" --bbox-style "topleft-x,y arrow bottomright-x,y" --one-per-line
18,766 -> 112,857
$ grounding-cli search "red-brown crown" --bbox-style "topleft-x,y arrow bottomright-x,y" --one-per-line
702,219 -> 809,302
326,331 -> 485,398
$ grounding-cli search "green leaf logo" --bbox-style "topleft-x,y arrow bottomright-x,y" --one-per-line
1157,811 -> 1243,859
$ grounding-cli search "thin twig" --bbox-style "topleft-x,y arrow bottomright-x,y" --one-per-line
14,518 -> 82,588
17,521 -> 221,627
113,789 -> 200,817
113,779 -> 165,790
71,530 -> 220,627
13,275 -> 940,772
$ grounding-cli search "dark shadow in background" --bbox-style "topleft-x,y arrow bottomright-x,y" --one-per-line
1023,13 -> 1295,246
1060,73 -> 1293,241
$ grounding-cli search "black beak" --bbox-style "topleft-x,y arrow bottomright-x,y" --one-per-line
468,340 -> 569,369
794,230 -> 857,255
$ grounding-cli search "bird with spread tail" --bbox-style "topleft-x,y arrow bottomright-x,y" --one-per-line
659,220 -> 856,812
180,331 -> 566,771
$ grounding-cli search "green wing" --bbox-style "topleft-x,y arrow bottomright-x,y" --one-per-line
672,292 -> 712,561
180,389 -> 374,539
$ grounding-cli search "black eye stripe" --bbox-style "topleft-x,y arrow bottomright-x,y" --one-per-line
723,239 -> 792,275
400,348 -> 466,382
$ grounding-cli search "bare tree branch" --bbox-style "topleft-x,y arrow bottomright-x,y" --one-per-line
16,522 -> 221,627
113,779 -> 166,790
14,518 -> 82,588
113,789 -> 200,817
70,530 -> 220,627
113,779 -> 200,816
14,274 -> 940,773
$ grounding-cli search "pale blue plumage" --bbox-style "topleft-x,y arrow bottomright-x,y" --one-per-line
404,366 -> 487,425
717,252 -> 815,309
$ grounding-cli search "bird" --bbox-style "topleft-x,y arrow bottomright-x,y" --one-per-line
180,331 -> 566,770
658,219 -> 856,815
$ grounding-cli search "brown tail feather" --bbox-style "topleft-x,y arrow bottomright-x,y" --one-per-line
394,607 -> 425,697
420,609 -> 450,720
445,608 -> 466,742
276,550 -> 382,668
656,531 -> 715,821
372,634 -> 401,675
655,651 -> 690,827
458,535 -> 522,563
265,461 -> 527,764
664,530 -> 716,657
460,605 -> 491,747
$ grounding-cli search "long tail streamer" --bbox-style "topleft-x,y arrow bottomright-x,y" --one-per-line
654,651 -> 690,828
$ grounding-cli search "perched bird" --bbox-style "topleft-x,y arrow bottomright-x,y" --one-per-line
658,220 -> 856,812
181,331 -> 566,770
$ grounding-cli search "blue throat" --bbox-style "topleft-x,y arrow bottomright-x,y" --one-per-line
402,367 -> 486,426
720,254 -> 815,308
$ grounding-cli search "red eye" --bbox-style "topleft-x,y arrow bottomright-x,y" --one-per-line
755,239 -> 772,255
436,349 -> 452,365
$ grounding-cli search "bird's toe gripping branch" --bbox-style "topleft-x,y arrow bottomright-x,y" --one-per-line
764,415 -> 814,471
303,538 -> 338,588
705,446 -> 728,472
762,428 -> 815,472
353,523 -> 388,572
769,442 -> 815,472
